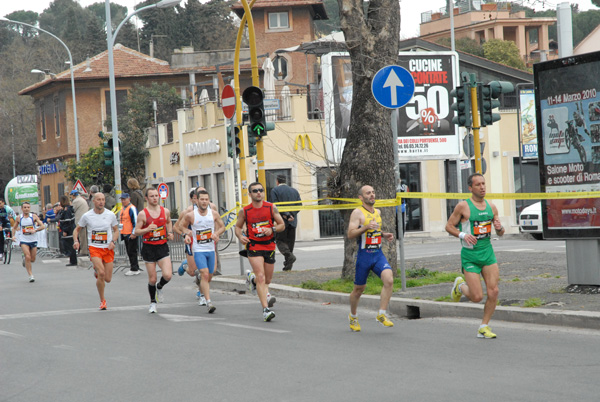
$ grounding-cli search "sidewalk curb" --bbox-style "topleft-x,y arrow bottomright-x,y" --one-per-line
212,277 -> 600,330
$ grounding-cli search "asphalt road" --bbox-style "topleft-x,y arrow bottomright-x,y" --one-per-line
2,254 -> 600,402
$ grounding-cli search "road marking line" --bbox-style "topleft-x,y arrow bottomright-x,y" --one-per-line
216,322 -> 290,333
160,314 -> 224,322
0,330 -> 24,338
42,259 -> 62,264
0,300 -> 260,321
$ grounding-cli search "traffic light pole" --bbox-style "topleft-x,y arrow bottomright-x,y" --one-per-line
470,83 -> 483,174
233,0 -> 257,206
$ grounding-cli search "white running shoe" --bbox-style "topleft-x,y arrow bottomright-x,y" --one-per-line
267,293 -> 276,308
28,275 -> 35,283
263,308 -> 275,322
156,287 -> 164,303
207,302 -> 216,314
149,303 -> 157,313
246,270 -> 257,295
198,296 -> 207,306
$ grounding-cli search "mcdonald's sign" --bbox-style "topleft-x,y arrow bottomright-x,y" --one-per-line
294,134 -> 312,151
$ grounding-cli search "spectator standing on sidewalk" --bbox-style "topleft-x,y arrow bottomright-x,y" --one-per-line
88,186 -> 99,209
270,175 -> 302,271
103,184 -> 117,211
71,190 -> 89,256
446,173 -> 504,339
120,193 -> 140,276
43,203 -> 55,224
127,178 -> 145,212
58,195 -> 78,266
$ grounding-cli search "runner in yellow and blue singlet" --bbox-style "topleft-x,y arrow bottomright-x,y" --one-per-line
347,185 -> 395,332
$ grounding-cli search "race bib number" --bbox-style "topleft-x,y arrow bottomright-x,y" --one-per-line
251,221 -> 270,238
365,231 -> 382,250
149,225 -> 167,241
92,230 -> 108,244
23,225 -> 35,235
473,220 -> 492,239
196,229 -> 213,244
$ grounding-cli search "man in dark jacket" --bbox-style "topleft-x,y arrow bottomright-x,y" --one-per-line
270,175 -> 302,271
58,195 -> 78,266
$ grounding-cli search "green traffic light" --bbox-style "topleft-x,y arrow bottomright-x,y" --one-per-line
252,123 -> 265,137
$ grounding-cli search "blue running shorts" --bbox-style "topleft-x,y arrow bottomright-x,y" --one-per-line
354,249 -> 391,286
194,251 -> 216,274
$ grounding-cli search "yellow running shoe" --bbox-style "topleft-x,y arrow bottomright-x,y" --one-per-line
349,314 -> 361,332
477,325 -> 497,339
376,313 -> 394,327
451,276 -> 465,302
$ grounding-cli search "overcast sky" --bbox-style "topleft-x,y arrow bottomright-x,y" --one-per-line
0,0 -> 597,40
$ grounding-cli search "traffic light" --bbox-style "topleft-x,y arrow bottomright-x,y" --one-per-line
450,84 -> 472,128
247,127 -> 257,157
242,86 -> 267,138
102,137 -> 121,166
103,138 -> 114,166
226,125 -> 241,158
479,81 -> 514,127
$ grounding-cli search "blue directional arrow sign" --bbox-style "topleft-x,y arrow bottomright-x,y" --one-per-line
371,65 -> 415,109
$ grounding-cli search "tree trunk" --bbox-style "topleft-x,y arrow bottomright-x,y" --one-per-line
336,0 -> 401,279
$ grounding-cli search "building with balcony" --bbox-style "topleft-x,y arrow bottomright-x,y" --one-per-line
19,45 -> 191,204
419,1 -> 557,65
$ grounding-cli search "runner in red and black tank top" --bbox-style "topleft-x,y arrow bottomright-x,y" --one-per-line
244,202 -> 276,251
142,206 -> 168,245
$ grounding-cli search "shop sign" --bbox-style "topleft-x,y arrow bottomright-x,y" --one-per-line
185,139 -> 220,157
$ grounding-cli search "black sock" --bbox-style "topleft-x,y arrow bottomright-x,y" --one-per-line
157,276 -> 170,289
148,284 -> 156,303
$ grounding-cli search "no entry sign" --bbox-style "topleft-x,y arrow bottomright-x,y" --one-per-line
222,85 -> 236,119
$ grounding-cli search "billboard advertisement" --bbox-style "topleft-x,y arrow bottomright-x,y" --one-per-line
534,52 -> 600,239
519,88 -> 537,159
322,52 -> 460,161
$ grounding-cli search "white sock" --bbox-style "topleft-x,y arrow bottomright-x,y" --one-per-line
379,310 -> 386,315
479,324 -> 488,329
206,299 -> 211,303
350,313 -> 357,318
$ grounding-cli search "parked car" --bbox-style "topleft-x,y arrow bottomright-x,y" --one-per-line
519,201 -> 543,240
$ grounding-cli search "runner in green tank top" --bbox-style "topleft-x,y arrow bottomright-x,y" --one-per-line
445,173 -> 505,339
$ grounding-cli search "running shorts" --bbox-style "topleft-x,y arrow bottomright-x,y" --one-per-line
461,246 -> 497,274
89,246 -> 115,264
247,249 -> 276,264
354,249 -> 391,286
141,242 -> 170,263
194,251 -> 216,274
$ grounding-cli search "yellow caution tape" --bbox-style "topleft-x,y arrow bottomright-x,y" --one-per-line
223,192 -> 600,228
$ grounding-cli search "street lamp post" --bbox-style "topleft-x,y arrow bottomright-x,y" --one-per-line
105,0 -> 181,202
0,17 -> 81,161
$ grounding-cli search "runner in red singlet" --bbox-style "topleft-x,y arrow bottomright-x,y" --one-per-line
134,188 -> 174,314
235,182 -> 285,322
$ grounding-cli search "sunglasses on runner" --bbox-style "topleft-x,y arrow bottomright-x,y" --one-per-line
251,188 -> 264,193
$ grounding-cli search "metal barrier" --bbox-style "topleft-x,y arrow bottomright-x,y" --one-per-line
37,219 -> 187,268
